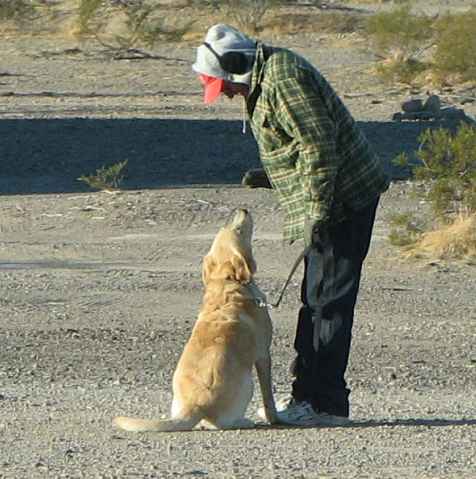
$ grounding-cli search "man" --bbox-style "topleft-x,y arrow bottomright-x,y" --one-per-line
193,24 -> 390,426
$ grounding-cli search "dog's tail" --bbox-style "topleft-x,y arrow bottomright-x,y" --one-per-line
112,411 -> 203,433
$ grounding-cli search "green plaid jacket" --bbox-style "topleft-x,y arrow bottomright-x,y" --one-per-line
247,43 -> 390,242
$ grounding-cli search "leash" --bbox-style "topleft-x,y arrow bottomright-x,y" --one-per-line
256,245 -> 312,309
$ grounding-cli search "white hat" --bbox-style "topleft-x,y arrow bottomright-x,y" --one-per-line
193,24 -> 256,85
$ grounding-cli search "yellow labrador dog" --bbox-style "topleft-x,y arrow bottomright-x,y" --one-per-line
113,209 -> 278,431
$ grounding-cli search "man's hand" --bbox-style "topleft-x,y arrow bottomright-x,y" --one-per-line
304,217 -> 329,248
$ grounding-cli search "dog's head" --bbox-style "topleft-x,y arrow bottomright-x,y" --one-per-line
202,209 -> 256,285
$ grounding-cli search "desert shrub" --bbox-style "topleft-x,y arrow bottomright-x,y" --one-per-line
365,5 -> 434,59
414,124 -> 476,218
0,0 -> 37,23
78,160 -> 128,191
339,0 -> 398,3
405,214 -> 476,260
313,12 -> 364,34
267,11 -> 363,36
123,2 -> 194,46
388,212 -> 425,247
77,0 -> 103,34
376,56 -> 428,84
365,5 -> 434,84
83,0 -> 195,52
366,6 -> 476,85
433,9 -> 476,82
217,0 -> 282,34
389,124 -> 476,259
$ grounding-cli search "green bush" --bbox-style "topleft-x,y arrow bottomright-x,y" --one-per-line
365,5 -> 434,58
389,124 -> 476,255
414,124 -> 476,218
78,160 -> 128,191
433,9 -> 476,82
366,6 -> 476,85
395,124 -> 476,219
0,0 -> 37,22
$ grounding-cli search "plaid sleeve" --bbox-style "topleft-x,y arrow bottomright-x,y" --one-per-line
271,72 -> 340,226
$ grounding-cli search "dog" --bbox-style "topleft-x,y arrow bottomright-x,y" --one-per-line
113,209 -> 278,432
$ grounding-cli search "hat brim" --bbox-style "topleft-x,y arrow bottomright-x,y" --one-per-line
199,74 -> 224,104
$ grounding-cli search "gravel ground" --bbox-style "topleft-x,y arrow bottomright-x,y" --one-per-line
1,1 -> 475,478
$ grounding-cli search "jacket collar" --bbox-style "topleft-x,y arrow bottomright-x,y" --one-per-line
247,43 -> 275,117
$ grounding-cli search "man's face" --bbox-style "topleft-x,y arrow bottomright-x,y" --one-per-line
223,81 -> 249,100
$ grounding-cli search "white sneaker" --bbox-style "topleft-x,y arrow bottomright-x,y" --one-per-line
258,395 -> 350,427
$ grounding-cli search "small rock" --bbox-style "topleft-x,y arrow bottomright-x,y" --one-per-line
423,95 -> 441,116
460,97 -> 475,105
441,107 -> 473,123
402,98 -> 423,113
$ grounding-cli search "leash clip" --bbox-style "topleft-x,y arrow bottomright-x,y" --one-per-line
255,298 -> 270,309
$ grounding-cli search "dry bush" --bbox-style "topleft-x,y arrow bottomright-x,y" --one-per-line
74,0 -> 195,53
338,0 -> 395,3
104,1 -> 194,47
404,214 -> 476,260
376,54 -> 428,85
216,0 -> 280,34
267,10 -> 363,35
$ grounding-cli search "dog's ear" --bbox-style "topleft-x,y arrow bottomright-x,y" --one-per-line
202,255 -> 216,285
231,252 -> 256,284
203,251 -> 256,284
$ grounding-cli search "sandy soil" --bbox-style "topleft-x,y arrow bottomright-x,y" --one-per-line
1,2 -> 475,478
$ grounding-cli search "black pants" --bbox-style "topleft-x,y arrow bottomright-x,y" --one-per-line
291,198 -> 379,417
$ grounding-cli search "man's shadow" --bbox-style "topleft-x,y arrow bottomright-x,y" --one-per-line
341,417 -> 476,428
256,417 -> 476,430
0,117 -> 464,195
